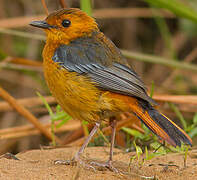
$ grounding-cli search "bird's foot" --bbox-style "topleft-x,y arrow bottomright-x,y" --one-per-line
54,156 -> 96,171
90,160 -> 119,173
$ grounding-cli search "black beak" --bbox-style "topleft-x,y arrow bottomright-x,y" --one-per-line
29,20 -> 55,29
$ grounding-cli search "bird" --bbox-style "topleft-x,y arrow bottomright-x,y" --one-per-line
30,8 -> 192,172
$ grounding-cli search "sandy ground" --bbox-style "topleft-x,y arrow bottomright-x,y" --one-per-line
0,147 -> 197,180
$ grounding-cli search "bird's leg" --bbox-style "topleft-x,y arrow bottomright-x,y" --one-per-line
90,118 -> 119,173
54,122 -> 100,170
107,119 -> 116,168
73,122 -> 100,161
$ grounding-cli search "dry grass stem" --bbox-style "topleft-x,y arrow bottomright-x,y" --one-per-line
93,8 -> 174,19
0,95 -> 196,113
41,0 -> 49,15
9,57 -> 42,67
0,9 -> 174,29
0,96 -> 55,112
59,0 -> 68,8
163,47 -> 197,86
0,86 -> 62,144
0,15 -> 45,28
0,28 -> 45,40
153,95 -> 197,105
0,120 -> 80,140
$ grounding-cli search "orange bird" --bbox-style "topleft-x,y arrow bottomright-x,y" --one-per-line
30,8 -> 192,171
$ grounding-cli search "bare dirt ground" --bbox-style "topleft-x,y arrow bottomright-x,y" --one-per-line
0,147 -> 197,180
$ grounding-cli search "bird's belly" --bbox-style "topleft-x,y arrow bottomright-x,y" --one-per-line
43,63 -> 106,122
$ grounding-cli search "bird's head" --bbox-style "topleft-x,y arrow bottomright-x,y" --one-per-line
30,8 -> 99,44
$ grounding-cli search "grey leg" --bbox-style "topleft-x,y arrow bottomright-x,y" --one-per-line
108,119 -> 116,164
74,122 -> 100,160
90,119 -> 119,173
54,122 -> 100,170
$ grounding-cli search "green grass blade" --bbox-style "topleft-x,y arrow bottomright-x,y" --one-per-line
144,0 -> 197,23
36,92 -> 54,117
82,120 -> 89,136
188,127 -> 197,138
122,50 -> 197,72
52,111 -> 71,121
122,127 -> 144,139
98,129 -> 110,146
56,116 -> 71,128
151,8 -> 175,58
80,0 -> 92,16
150,81 -> 155,98
193,113 -> 197,125
168,102 -> 187,130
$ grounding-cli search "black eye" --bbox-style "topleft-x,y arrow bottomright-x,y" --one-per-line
62,19 -> 71,27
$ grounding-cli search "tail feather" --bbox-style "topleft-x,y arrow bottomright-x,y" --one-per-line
146,109 -> 192,146
107,93 -> 192,147
129,100 -> 192,147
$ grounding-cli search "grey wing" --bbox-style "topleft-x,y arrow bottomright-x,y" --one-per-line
52,37 -> 156,105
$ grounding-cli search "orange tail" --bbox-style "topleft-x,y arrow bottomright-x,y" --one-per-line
127,98 -> 192,147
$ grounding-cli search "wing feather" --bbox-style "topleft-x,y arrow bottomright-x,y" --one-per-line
52,32 -> 156,105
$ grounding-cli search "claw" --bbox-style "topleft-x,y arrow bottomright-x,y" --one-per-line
54,158 -> 96,171
54,159 -> 75,165
90,160 -> 119,173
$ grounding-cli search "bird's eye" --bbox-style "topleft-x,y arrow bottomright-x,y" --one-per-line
62,19 -> 71,27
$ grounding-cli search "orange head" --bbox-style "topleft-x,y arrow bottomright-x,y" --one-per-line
30,8 -> 99,44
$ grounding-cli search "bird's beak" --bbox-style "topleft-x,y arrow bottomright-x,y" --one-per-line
29,20 -> 55,29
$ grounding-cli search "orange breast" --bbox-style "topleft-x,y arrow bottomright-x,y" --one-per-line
42,42 -> 131,122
